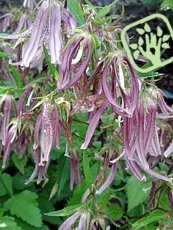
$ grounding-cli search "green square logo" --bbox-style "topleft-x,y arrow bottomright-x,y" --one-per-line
121,14 -> 173,73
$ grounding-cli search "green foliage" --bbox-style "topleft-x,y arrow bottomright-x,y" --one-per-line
56,156 -> 70,197
44,47 -> 59,80
126,176 -> 151,211
9,66 -> 23,94
4,190 -> 42,227
67,0 -> 85,26
0,216 -> 23,230
45,204 -> 82,217
12,154 -> 27,175
83,153 -> 92,187
132,209 -> 166,229
0,173 -> 13,197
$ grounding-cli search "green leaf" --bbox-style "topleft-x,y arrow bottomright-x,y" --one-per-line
144,23 -> 151,32
126,176 -> 151,211
95,5 -> 112,19
4,190 -> 42,227
56,157 -> 70,197
132,210 -> 165,229
45,204 -> 82,217
12,154 -> 27,174
106,204 -> 123,221
10,66 -> 23,93
44,47 -> 59,80
0,52 -> 9,58
0,173 -> 13,196
162,42 -> 170,49
162,34 -> 170,42
157,26 -> 163,37
130,44 -> 138,50
0,216 -> 22,230
136,28 -> 145,35
133,50 -> 140,60
83,153 -> 92,187
138,37 -> 144,46
67,0 -> 85,26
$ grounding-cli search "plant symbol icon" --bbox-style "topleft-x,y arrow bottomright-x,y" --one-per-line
121,14 -> 173,73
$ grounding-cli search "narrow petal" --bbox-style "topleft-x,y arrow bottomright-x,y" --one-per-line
21,2 -> 48,67
81,101 -> 108,149
59,211 -> 80,230
96,164 -> 117,194
48,3 -> 62,64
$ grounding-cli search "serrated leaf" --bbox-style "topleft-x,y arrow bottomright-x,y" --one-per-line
67,0 -> 85,26
132,210 -> 165,229
162,34 -> 170,42
4,190 -> 42,227
106,204 -> 123,221
157,26 -> 163,37
126,176 -> 151,211
130,43 -> 138,50
144,23 -> 151,32
12,154 -> 27,174
136,28 -> 145,35
138,37 -> 144,46
83,153 -> 92,187
45,204 -> 82,217
162,42 -> 170,49
133,50 -> 140,60
0,216 -> 22,230
0,173 -> 13,196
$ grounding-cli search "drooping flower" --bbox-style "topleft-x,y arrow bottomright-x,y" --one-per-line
102,54 -> 139,117
70,152 -> 81,190
23,0 -> 37,10
0,95 -> 13,145
123,88 -> 173,182
57,33 -> 92,90
33,102 -> 60,166
0,0 -> 76,68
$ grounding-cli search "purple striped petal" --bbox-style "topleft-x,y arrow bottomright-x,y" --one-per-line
59,211 -> 80,230
21,1 -> 48,67
3,123 -> 18,168
81,101 -> 108,149
0,95 -> 12,145
96,163 -> 117,194
48,3 -> 62,65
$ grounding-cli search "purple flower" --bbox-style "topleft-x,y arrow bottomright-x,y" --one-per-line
123,94 -> 172,182
0,0 -> 76,67
0,13 -> 11,32
0,95 -> 13,145
2,121 -> 18,168
102,55 -> 139,117
33,102 -> 60,167
23,0 -> 37,10
70,152 -> 81,190
57,34 -> 92,90
81,101 -> 109,149
58,211 -> 81,230
96,163 -> 117,194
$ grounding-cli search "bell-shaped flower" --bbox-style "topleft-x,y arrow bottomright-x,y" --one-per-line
0,0 -> 75,67
123,92 -> 173,182
57,33 -> 92,90
102,54 -> 139,117
33,102 -> 60,167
